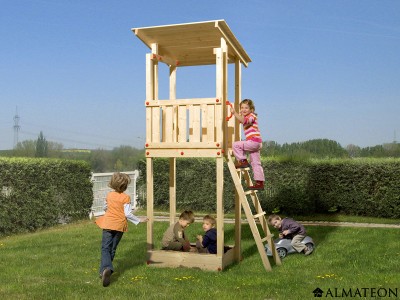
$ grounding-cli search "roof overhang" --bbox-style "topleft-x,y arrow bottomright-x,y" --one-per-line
132,20 -> 251,67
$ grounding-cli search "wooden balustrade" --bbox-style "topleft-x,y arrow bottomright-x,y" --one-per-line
145,98 -> 232,157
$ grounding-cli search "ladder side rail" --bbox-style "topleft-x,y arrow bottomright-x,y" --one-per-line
226,155 -> 273,271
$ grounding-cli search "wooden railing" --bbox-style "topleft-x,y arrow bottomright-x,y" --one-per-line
145,98 -> 233,157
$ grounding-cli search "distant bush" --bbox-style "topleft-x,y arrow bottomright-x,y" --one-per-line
0,157 -> 93,236
138,157 -> 400,218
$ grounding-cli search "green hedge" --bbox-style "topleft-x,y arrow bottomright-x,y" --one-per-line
0,157 -> 93,236
137,158 -> 235,212
307,158 -> 400,218
137,157 -> 400,218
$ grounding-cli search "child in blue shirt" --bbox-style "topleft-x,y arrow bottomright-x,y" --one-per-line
196,215 -> 217,254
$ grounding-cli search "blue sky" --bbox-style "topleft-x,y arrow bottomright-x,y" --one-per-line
1,0 -> 399,150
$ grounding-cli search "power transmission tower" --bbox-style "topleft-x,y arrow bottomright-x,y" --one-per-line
13,107 -> 20,149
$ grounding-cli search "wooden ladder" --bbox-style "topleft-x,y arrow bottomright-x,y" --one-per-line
226,151 -> 282,271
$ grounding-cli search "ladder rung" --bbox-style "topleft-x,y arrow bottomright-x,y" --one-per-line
261,234 -> 274,243
236,167 -> 250,172
253,211 -> 266,219
244,190 -> 258,195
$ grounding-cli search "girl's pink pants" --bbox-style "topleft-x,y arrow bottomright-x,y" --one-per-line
233,140 -> 265,182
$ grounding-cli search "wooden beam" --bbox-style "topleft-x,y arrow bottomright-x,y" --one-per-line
151,53 -> 179,67
145,142 -> 221,149
145,98 -> 221,106
145,148 -> 224,158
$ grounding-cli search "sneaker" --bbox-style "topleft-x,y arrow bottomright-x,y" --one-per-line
304,246 -> 313,256
235,159 -> 250,169
102,268 -> 112,287
247,181 -> 264,190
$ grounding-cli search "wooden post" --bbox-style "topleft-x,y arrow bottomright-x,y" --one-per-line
146,48 -> 155,250
169,65 -> 177,224
146,158 -> 154,250
215,39 -> 227,258
216,157 -> 224,257
234,59 -> 242,262
151,44 -> 159,101
221,38 -> 228,154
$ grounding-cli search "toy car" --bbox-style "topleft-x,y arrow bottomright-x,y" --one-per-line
265,236 -> 315,259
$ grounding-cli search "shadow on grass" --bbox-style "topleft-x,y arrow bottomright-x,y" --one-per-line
111,241 -> 148,283
224,224 -> 263,260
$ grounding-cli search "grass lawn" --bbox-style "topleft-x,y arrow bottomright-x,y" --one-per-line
0,220 -> 399,300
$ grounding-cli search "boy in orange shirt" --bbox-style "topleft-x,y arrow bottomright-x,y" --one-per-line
96,172 -> 148,287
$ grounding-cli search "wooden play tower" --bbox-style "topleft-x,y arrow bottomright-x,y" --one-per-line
132,20 -> 281,272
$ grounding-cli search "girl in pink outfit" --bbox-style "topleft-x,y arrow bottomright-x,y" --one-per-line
230,99 -> 265,190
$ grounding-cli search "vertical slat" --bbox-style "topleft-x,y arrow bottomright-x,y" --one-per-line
192,105 -> 200,142
207,104 -> 215,142
165,106 -> 173,142
201,103 -> 207,142
178,105 -> 187,143
161,106 -> 166,142
173,106 -> 178,142
152,107 -> 160,142
215,103 -> 222,143
146,107 -> 152,144
188,105 -> 194,142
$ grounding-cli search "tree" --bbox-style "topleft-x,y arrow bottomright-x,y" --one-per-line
90,149 -> 110,172
346,144 -> 361,158
35,131 -> 48,157
14,140 -> 36,157
47,141 -> 64,158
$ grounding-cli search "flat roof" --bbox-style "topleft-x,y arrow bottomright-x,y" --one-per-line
132,20 -> 251,67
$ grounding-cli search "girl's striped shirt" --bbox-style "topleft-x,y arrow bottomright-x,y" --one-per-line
243,113 -> 262,143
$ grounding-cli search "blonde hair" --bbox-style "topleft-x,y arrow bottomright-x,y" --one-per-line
179,210 -> 195,224
203,215 -> 216,226
108,172 -> 131,193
